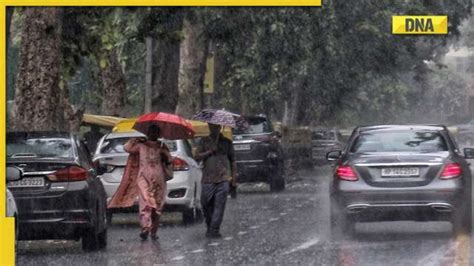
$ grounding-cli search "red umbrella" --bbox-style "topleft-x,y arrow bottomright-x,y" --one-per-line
133,112 -> 195,140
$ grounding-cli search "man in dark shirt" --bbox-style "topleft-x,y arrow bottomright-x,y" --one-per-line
83,125 -> 104,154
195,123 -> 236,238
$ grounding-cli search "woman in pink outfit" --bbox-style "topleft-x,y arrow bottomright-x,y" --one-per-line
123,125 -> 171,240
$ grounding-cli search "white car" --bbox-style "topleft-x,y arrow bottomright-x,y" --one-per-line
93,131 -> 203,224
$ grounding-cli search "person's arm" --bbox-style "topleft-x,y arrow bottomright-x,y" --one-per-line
160,143 -> 173,165
123,138 -> 141,154
193,139 -> 216,162
228,140 -> 237,186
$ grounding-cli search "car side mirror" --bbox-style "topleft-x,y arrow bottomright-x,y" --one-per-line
464,148 -> 474,159
6,167 -> 22,182
326,150 -> 342,161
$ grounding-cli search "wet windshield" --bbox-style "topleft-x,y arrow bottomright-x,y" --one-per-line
6,4 -> 474,266
351,131 -> 448,153
7,138 -> 73,158
312,130 -> 336,140
234,118 -> 271,134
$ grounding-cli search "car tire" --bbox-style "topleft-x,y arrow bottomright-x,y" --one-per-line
183,207 -> 198,225
330,200 -> 354,241
270,163 -> 285,192
82,205 -> 107,252
452,201 -> 472,235
106,211 -> 113,226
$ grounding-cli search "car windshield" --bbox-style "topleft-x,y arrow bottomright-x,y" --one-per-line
99,137 -> 177,154
234,117 -> 271,134
351,130 -> 448,153
312,130 -> 336,140
7,137 -> 73,158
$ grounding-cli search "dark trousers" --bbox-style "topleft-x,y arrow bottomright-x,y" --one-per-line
201,181 -> 229,232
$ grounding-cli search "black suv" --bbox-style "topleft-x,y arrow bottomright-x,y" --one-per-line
233,115 -> 285,191
327,125 -> 473,239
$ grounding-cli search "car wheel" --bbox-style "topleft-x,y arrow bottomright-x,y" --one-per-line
106,211 -> 113,226
82,205 -> 107,251
452,201 -> 472,235
183,207 -> 198,225
82,225 -> 100,251
270,164 -> 285,192
330,200 -> 354,241
98,208 -> 108,249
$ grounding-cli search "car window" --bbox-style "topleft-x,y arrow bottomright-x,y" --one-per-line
182,140 -> 193,157
7,137 -> 74,158
312,130 -> 336,140
234,118 -> 271,134
351,130 -> 448,153
77,139 -> 93,169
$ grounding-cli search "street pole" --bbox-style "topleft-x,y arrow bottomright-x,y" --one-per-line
144,36 -> 153,113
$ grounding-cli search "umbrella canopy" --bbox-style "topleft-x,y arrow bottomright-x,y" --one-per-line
192,109 -> 248,129
133,112 -> 195,140
113,118 -> 233,140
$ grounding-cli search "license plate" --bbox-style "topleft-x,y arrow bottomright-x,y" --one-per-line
381,167 -> 419,177
234,144 -> 251,151
8,177 -> 45,188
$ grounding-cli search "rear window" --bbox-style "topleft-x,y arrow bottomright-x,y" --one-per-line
312,130 -> 336,140
350,131 -> 448,153
234,117 -> 272,134
7,137 -> 74,158
99,137 -> 177,154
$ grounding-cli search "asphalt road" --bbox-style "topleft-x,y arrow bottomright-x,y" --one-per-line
16,165 -> 473,265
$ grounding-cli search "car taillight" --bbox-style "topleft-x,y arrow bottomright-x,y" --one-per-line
47,166 -> 88,182
335,165 -> 358,181
440,163 -> 462,179
172,157 -> 189,171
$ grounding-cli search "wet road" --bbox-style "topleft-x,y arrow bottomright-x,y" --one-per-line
17,166 -> 473,265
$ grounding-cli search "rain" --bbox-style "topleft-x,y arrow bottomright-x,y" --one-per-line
4,3 -> 474,266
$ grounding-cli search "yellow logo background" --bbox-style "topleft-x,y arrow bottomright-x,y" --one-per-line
392,15 -> 448,35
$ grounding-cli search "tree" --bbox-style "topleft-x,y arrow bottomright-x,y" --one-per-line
176,9 -> 208,117
11,7 -> 79,131
137,8 -> 184,113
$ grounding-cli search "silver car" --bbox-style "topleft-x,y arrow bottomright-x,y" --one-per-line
93,132 -> 203,224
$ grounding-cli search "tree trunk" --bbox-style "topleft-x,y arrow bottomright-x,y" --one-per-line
6,7 -> 13,50
175,11 -> 209,118
144,37 -> 153,113
99,48 -> 127,116
151,16 -> 183,114
11,7 -> 66,131
282,80 -> 303,127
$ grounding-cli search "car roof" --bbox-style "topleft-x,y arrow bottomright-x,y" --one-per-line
104,131 -> 145,139
356,125 -> 447,133
102,131 -> 180,143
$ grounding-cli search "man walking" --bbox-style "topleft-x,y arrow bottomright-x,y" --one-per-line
195,123 -> 236,238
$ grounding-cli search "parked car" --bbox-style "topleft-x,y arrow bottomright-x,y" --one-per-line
6,131 -> 107,251
93,131 -> 203,224
233,115 -> 285,192
311,128 -> 346,164
327,125 -> 473,239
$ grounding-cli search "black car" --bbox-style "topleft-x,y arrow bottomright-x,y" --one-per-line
327,125 -> 473,239
311,128 -> 346,164
6,132 -> 108,251
233,115 -> 285,191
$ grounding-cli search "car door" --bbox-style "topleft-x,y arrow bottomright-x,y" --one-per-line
182,140 -> 202,201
